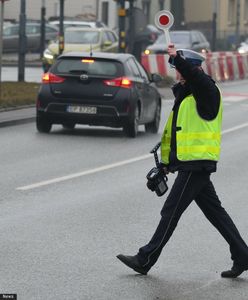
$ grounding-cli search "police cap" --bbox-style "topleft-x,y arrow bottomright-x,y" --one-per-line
176,49 -> 205,66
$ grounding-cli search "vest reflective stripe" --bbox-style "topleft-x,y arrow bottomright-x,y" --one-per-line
161,111 -> 173,164
161,93 -> 222,163
176,132 -> 221,141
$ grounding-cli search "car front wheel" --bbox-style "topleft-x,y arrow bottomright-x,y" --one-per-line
145,101 -> 161,134
123,104 -> 140,138
36,112 -> 52,133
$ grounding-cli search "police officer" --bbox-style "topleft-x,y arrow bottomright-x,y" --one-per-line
117,44 -> 248,278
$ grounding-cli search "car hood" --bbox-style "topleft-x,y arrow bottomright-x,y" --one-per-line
48,43 -> 100,55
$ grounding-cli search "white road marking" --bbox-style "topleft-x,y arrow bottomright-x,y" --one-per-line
16,153 -> 153,191
222,122 -> 248,134
16,122 -> 248,191
223,95 -> 248,102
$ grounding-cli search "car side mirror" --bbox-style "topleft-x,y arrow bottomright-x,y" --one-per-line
103,40 -> 112,48
150,73 -> 163,83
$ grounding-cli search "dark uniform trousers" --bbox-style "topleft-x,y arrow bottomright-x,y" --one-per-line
138,171 -> 248,271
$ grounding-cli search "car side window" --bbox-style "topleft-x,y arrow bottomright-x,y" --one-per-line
4,26 -> 19,36
26,25 -> 39,34
46,26 -> 57,33
192,32 -> 200,44
126,58 -> 142,79
134,60 -> 149,82
107,31 -> 117,43
199,32 -> 207,42
102,31 -> 109,44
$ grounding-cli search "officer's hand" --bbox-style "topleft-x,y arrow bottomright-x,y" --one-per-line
158,162 -> 169,175
167,43 -> 177,58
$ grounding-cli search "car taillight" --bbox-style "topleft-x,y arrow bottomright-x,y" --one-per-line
103,77 -> 132,89
42,73 -> 65,84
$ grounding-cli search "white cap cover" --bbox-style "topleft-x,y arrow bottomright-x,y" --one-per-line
176,49 -> 205,65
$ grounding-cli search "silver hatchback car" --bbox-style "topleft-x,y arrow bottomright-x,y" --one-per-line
145,30 -> 210,55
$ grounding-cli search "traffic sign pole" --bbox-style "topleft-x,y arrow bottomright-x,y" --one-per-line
18,0 -> 26,82
0,0 -> 10,83
0,0 -> 5,83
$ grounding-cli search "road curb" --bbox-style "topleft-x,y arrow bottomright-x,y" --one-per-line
0,105 -> 36,128
0,117 -> 36,128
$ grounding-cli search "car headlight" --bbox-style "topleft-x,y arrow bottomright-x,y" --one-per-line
43,49 -> 54,60
238,48 -> 246,54
144,49 -> 151,55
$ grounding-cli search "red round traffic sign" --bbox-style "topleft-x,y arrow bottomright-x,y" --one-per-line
154,10 -> 174,30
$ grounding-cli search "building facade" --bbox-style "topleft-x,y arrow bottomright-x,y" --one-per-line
3,0 -> 248,50
4,0 -> 97,22
184,0 -> 248,49
3,0 -> 166,29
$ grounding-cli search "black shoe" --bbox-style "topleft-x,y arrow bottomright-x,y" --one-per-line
116,254 -> 148,275
221,265 -> 247,278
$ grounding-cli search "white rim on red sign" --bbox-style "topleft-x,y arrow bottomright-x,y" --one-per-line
154,10 -> 174,30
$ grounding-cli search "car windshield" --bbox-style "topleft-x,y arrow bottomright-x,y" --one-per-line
65,31 -> 100,44
155,32 -> 190,44
55,58 -> 123,77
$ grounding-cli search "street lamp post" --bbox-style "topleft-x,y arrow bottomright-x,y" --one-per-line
59,0 -> 64,55
118,0 -> 126,53
128,0 -> 135,54
0,0 -> 10,84
40,0 -> 46,58
212,0 -> 217,51
18,0 -> 26,82
158,0 -> 164,10
235,0 -> 240,48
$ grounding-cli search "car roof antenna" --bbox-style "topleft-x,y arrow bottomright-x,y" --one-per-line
90,44 -> 93,56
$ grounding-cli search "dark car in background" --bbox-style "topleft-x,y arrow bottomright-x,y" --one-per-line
145,30 -> 210,55
3,22 -> 58,53
37,52 -> 162,137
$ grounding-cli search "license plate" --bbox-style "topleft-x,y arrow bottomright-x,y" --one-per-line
67,105 -> 97,114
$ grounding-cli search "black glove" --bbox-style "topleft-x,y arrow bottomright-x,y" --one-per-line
157,162 -> 169,175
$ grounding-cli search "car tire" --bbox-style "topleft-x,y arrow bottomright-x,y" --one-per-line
145,101 -> 161,134
36,112 -> 52,133
62,122 -> 76,130
123,104 -> 140,138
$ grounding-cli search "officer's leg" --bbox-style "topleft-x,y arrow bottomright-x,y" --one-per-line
195,179 -> 248,268
138,171 -> 210,270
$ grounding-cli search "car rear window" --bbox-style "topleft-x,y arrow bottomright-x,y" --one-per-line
156,32 -> 190,44
54,58 -> 123,77
65,31 -> 100,44
170,32 -> 190,44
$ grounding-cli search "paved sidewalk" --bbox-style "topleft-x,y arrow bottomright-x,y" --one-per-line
0,106 -> 35,128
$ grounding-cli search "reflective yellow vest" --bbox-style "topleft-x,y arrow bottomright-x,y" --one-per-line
161,94 -> 223,164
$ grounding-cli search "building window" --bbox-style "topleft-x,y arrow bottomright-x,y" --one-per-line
101,2 -> 109,26
228,0 -> 236,25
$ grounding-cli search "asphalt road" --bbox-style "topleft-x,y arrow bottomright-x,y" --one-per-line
0,80 -> 248,300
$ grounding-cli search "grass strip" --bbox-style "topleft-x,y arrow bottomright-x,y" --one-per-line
0,82 -> 40,109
